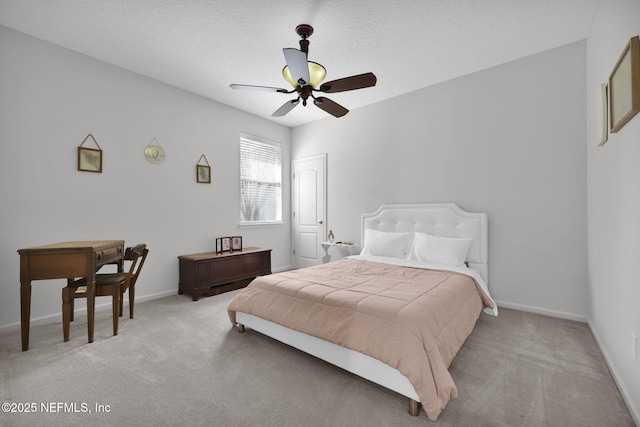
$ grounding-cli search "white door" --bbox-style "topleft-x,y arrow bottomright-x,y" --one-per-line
292,154 -> 326,269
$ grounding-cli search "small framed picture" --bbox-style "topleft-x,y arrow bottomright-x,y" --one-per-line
222,237 -> 231,252
78,147 -> 102,173
216,238 -> 223,254
231,236 -> 242,251
197,165 -> 211,183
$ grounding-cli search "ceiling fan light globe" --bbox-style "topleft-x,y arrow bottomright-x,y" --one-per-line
282,61 -> 326,88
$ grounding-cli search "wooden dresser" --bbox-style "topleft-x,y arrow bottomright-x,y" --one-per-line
178,247 -> 271,301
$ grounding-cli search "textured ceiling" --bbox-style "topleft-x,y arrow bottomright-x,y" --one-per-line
0,0 -> 597,128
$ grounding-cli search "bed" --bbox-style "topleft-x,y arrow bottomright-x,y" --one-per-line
227,203 -> 497,421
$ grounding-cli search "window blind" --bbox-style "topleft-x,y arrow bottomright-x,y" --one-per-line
240,136 -> 282,223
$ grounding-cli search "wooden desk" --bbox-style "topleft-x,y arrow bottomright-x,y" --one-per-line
18,240 -> 125,351
178,247 -> 271,301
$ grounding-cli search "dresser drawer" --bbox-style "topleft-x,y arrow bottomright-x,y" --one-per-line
96,245 -> 124,264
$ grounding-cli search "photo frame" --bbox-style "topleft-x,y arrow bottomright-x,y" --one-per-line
231,236 -> 243,252
78,147 -> 102,173
216,236 -> 232,254
197,165 -> 211,183
196,154 -> 211,184
609,36 -> 640,133
77,133 -> 103,173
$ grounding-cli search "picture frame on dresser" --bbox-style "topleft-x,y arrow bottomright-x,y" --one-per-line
216,237 -> 232,253
231,236 -> 242,251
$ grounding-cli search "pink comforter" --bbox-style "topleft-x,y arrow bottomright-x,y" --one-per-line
228,258 -> 494,421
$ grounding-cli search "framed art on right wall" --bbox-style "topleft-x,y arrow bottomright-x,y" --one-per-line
609,36 -> 640,133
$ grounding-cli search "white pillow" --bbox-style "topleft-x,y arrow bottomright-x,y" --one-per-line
409,232 -> 472,266
361,229 -> 413,259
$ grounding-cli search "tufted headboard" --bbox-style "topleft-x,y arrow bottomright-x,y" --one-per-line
361,203 -> 488,284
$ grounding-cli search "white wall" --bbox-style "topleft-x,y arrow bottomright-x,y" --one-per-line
0,26 -> 291,330
293,41 -> 588,320
1,5 -> 637,422
586,0 -> 640,422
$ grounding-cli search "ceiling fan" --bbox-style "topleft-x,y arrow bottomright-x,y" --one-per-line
230,24 -> 377,118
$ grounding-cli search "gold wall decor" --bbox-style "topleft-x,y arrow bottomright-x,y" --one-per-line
144,138 -> 166,164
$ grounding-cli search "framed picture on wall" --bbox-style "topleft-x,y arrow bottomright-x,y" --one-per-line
197,165 -> 211,183
77,133 -> 103,173
77,146 -> 102,173
596,83 -> 608,145
609,36 -> 640,133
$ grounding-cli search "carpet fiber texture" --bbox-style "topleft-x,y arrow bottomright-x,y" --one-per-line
0,290 -> 634,426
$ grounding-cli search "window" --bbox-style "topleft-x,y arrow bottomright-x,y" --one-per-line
240,134 -> 282,224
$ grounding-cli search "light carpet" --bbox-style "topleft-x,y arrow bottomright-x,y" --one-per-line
0,290 -> 634,426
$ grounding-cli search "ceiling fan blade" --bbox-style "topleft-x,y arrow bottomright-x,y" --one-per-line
314,97 -> 349,118
283,48 -> 310,86
319,72 -> 377,93
230,84 -> 288,92
272,98 -> 301,117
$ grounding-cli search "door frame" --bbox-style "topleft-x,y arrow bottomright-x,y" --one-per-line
291,153 -> 327,269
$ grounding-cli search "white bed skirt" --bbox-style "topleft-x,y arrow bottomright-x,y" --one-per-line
236,311 -> 420,402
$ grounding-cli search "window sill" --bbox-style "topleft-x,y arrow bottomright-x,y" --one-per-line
239,221 -> 284,229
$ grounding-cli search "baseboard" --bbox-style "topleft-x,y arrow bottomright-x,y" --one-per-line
130,289 -> 178,304
493,300 -> 638,423
588,320 -> 640,426
272,265 -> 292,273
494,299 -> 588,323
0,269 -> 295,334
0,289 -> 179,334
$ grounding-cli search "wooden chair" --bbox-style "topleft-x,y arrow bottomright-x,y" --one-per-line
62,244 -> 148,341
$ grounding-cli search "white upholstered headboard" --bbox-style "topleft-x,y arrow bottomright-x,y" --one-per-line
361,203 -> 488,284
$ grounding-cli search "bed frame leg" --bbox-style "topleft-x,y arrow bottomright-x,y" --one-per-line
408,399 -> 420,416
238,324 -> 245,333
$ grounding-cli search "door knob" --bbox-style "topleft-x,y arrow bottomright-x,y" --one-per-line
318,220 -> 323,224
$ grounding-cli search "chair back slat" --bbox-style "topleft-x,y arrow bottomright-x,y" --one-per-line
123,244 -> 148,291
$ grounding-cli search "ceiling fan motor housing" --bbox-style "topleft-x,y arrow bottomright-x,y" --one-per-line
296,25 -> 313,53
